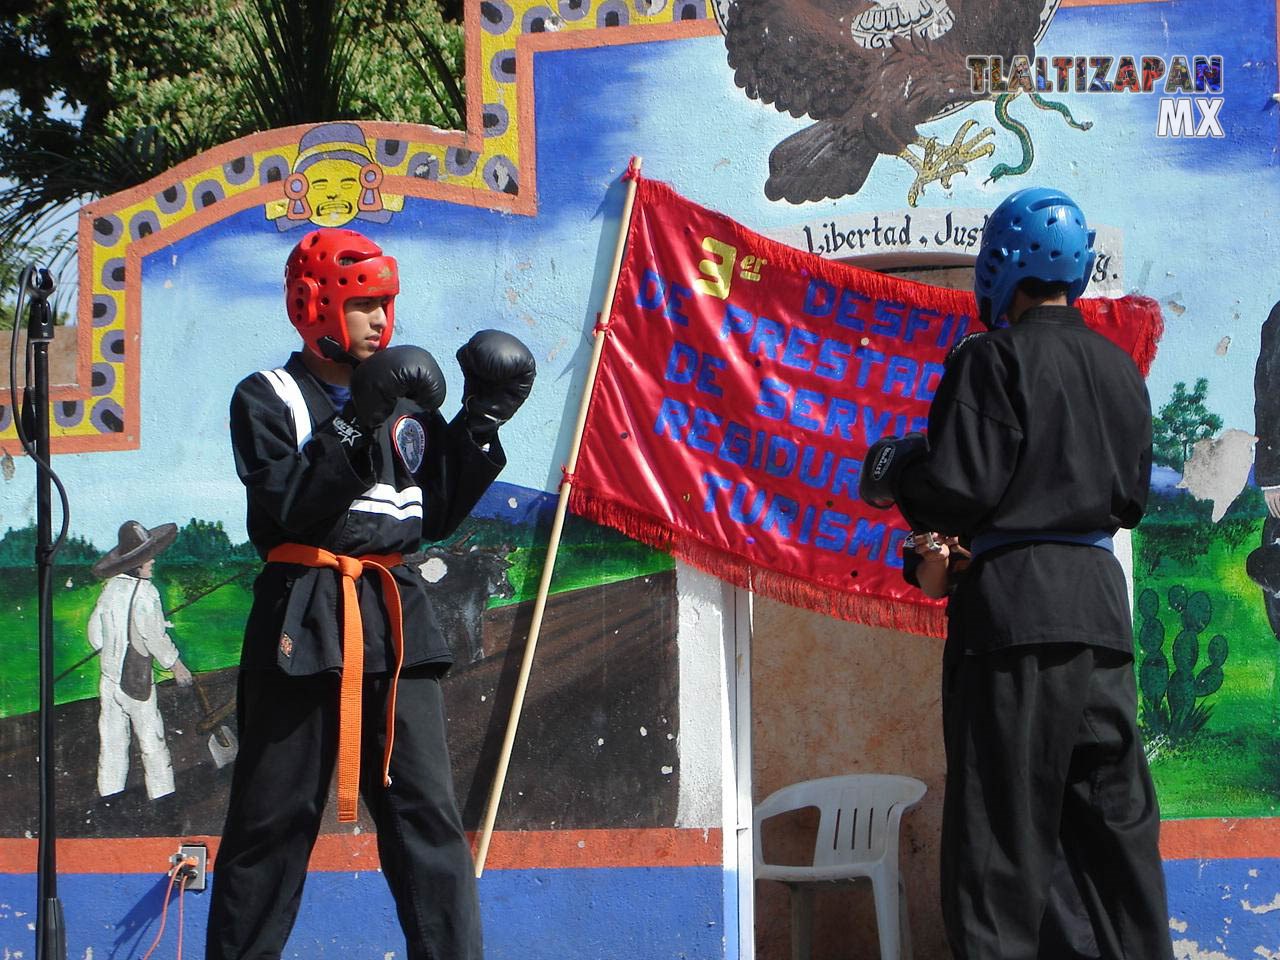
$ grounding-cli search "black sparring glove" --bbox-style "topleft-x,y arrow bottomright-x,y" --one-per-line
859,432 -> 929,509
456,330 -> 536,437
350,345 -> 447,431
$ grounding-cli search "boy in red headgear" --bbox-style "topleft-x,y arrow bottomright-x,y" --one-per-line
206,227 -> 536,960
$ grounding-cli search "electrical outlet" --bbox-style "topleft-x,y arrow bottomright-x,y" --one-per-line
171,843 -> 208,892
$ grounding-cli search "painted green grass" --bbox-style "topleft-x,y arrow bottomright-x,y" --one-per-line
497,540 -> 675,607
1134,519 -> 1280,819
0,537 -> 674,718
0,574 -> 254,718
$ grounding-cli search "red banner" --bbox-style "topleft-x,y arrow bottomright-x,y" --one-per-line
568,173 -> 1163,636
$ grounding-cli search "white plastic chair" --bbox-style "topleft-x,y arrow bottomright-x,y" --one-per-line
754,774 -> 927,960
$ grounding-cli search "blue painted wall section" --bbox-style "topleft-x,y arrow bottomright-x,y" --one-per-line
0,867 -> 726,959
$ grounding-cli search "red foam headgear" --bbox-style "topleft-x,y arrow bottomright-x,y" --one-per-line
284,228 -> 399,357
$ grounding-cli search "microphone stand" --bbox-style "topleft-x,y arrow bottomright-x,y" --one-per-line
20,268 -> 66,960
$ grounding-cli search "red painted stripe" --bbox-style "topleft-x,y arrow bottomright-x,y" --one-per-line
1160,818 -> 1280,861
0,828 -> 723,874
5,819 -> 1270,874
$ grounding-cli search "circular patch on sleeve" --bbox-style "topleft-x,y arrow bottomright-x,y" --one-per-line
393,416 -> 427,473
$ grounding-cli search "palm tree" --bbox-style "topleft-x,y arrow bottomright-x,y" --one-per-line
0,0 -> 465,304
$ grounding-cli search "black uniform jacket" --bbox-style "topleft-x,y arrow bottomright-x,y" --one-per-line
896,306 -> 1152,654
230,352 -> 504,675
1255,301 -> 1280,488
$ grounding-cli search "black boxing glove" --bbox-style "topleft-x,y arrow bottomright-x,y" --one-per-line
456,330 -> 537,436
859,432 -> 929,509
350,345 -> 447,431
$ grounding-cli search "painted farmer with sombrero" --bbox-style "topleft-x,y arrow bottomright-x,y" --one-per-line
88,520 -> 193,800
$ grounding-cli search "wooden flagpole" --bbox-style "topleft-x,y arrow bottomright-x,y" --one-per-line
473,157 -> 643,877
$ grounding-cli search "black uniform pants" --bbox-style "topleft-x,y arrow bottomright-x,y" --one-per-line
940,641 -> 1174,960
1258,516 -> 1280,637
205,666 -> 482,960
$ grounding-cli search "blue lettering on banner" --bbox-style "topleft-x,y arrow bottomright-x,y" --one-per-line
852,347 -> 886,388
885,528 -> 910,568
665,282 -> 693,327
781,327 -> 821,372
882,356 -> 918,398
824,398 -> 858,440
688,407 -> 722,453
798,277 -> 963,348
699,471 -> 910,564
637,268 -> 665,310
799,448 -> 833,489
653,397 -> 689,438
730,484 -> 766,524
835,289 -> 873,332
756,378 -> 790,420
903,307 -> 938,344
750,316 -> 786,360
801,278 -> 837,319
721,303 -> 754,339
696,468 -> 919,570
702,472 -> 734,512
764,435 -> 797,479
831,457 -> 861,496
814,338 -> 851,380
761,493 -> 799,537
871,299 -> 906,339
791,389 -> 824,431
848,518 -> 886,561
815,509 -> 849,551
664,341 -> 729,397
664,342 -> 698,384
696,352 -> 727,397
916,362 -> 945,402
630,266 -> 945,578
720,422 -> 751,465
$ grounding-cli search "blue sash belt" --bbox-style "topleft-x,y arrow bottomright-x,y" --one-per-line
969,529 -> 1114,559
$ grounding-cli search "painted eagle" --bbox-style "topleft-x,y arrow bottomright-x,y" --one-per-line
722,0 -> 1056,203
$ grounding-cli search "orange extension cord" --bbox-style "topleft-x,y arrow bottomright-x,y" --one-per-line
140,856 -> 198,960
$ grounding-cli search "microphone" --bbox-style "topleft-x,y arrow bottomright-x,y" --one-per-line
27,268 -> 54,301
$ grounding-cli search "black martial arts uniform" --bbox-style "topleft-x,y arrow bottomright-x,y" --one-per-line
1249,301 -> 1280,632
206,352 -> 502,960
902,539 -> 1099,960
895,305 -> 1173,960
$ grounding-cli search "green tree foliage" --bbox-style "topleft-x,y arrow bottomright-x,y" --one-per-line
0,522 -> 97,567
1152,378 -> 1224,470
170,517 -> 234,561
0,0 -> 463,292
1136,483 -> 1260,575
157,518 -> 257,609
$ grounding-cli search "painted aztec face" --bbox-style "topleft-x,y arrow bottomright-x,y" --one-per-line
714,0 -> 1060,50
849,0 -> 957,49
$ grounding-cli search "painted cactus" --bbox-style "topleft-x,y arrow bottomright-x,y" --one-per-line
1138,585 -> 1228,746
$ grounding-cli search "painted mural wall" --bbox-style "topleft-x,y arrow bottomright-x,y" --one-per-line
732,0 -> 1280,957
0,0 -> 1276,958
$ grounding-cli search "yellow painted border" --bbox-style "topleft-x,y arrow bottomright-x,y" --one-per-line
16,2 -> 719,453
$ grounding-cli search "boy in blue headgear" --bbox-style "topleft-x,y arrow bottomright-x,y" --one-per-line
862,188 -> 1173,959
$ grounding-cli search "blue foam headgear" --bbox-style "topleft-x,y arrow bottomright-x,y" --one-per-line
974,187 -> 1097,328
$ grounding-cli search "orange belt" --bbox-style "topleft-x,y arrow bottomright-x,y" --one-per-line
267,543 -> 405,823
